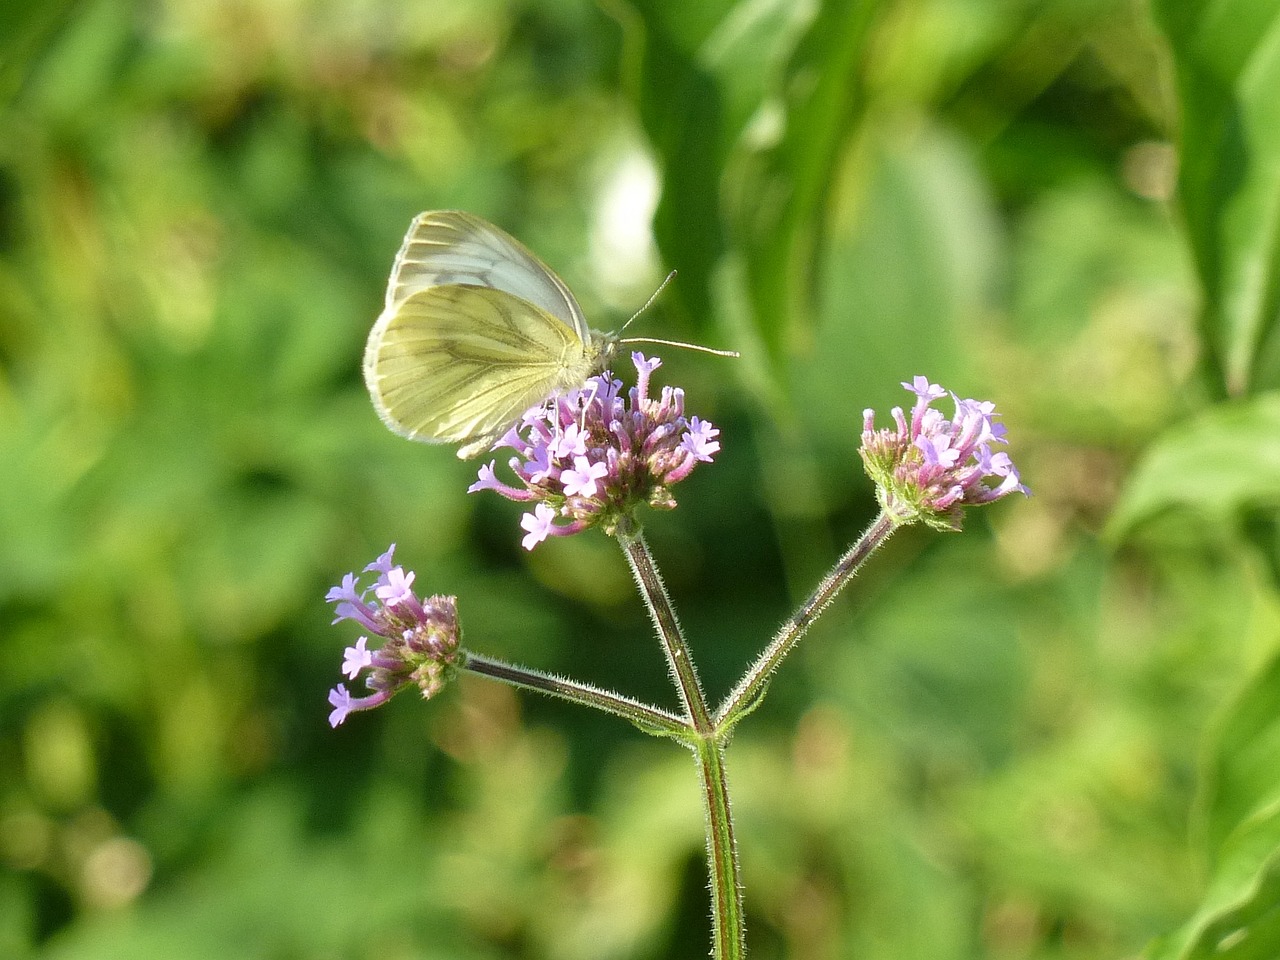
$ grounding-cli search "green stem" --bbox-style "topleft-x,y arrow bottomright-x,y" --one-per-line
461,651 -> 690,739
616,519 -> 713,733
697,737 -> 745,960
716,511 -> 897,730
615,518 -> 744,958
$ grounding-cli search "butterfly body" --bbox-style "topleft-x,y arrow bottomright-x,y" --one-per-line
363,210 -> 618,458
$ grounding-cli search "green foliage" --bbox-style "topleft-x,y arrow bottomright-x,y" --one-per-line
1146,652 -> 1280,960
3,0 -> 1280,958
1152,0 -> 1280,396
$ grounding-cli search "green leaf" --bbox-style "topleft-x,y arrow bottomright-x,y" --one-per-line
0,0 -> 78,105
1200,653 -> 1280,857
1146,649 -> 1280,960
616,0 -> 879,368
1152,0 -> 1280,396
1145,806 -> 1280,960
615,0 -> 738,333
725,0 -> 878,364
1107,394 -> 1280,540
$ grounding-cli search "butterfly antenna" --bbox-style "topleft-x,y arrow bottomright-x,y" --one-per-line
618,336 -> 740,358
619,270 -> 678,333
617,270 -> 740,358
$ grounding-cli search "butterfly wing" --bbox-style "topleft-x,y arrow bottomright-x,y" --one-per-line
386,210 -> 591,343
364,284 -> 599,458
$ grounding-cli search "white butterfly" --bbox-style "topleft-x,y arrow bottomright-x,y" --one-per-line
363,210 -> 734,459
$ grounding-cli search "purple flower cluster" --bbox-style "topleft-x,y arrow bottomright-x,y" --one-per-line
468,353 -> 721,549
325,544 -> 461,727
860,376 -> 1028,530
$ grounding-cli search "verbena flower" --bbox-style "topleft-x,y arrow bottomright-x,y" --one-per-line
468,353 -> 721,549
860,376 -> 1029,531
325,544 -> 461,727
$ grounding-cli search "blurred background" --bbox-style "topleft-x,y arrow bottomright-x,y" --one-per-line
4,0 -> 1280,958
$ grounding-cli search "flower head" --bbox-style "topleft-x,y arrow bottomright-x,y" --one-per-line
469,353 -> 722,548
860,378 -> 1029,531
324,544 -> 462,726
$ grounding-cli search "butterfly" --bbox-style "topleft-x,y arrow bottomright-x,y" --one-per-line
363,210 -> 734,458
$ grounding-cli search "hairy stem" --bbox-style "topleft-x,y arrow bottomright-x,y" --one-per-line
462,651 -> 689,739
616,518 -> 743,958
616,520 -> 713,733
716,511 -> 897,730
697,737 -> 745,960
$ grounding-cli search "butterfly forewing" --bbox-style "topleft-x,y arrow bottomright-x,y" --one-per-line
364,285 -> 599,454
387,210 -> 591,342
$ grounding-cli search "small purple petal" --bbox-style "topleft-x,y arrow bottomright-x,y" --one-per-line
631,352 -> 661,375
520,502 -> 558,551
632,353 -> 661,400
561,455 -> 607,498
328,685 -> 354,728
331,602 -> 377,632
523,441 -> 555,483
342,637 -> 374,679
364,545 -> 397,577
994,467 -> 1030,498
493,422 -> 528,453
977,446 -> 1013,476
468,462 -> 503,494
554,423 -> 589,459
915,434 -> 960,468
327,573 -> 380,630
902,376 -> 946,403
325,572 -> 363,607
680,417 -> 720,463
375,567 -> 416,607
327,684 -> 394,727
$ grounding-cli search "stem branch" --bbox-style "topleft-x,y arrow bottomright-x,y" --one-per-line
462,651 -> 689,738
716,511 -> 897,729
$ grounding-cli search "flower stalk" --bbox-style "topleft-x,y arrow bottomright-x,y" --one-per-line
717,510 -> 897,731
616,518 -> 712,732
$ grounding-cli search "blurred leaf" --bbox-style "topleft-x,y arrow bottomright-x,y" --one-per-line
545,747 -> 706,958
613,0 -> 732,331
729,730 -> 970,959
793,119 -> 1001,463
1012,181 -> 1189,347
1153,0 -> 1280,396
1107,394 -> 1280,540
618,0 -> 877,369
1146,649 -> 1280,960
40,788 -> 496,960
724,0 -> 877,365
1199,650 -> 1280,856
0,0 -> 81,105
820,534 -> 1027,766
